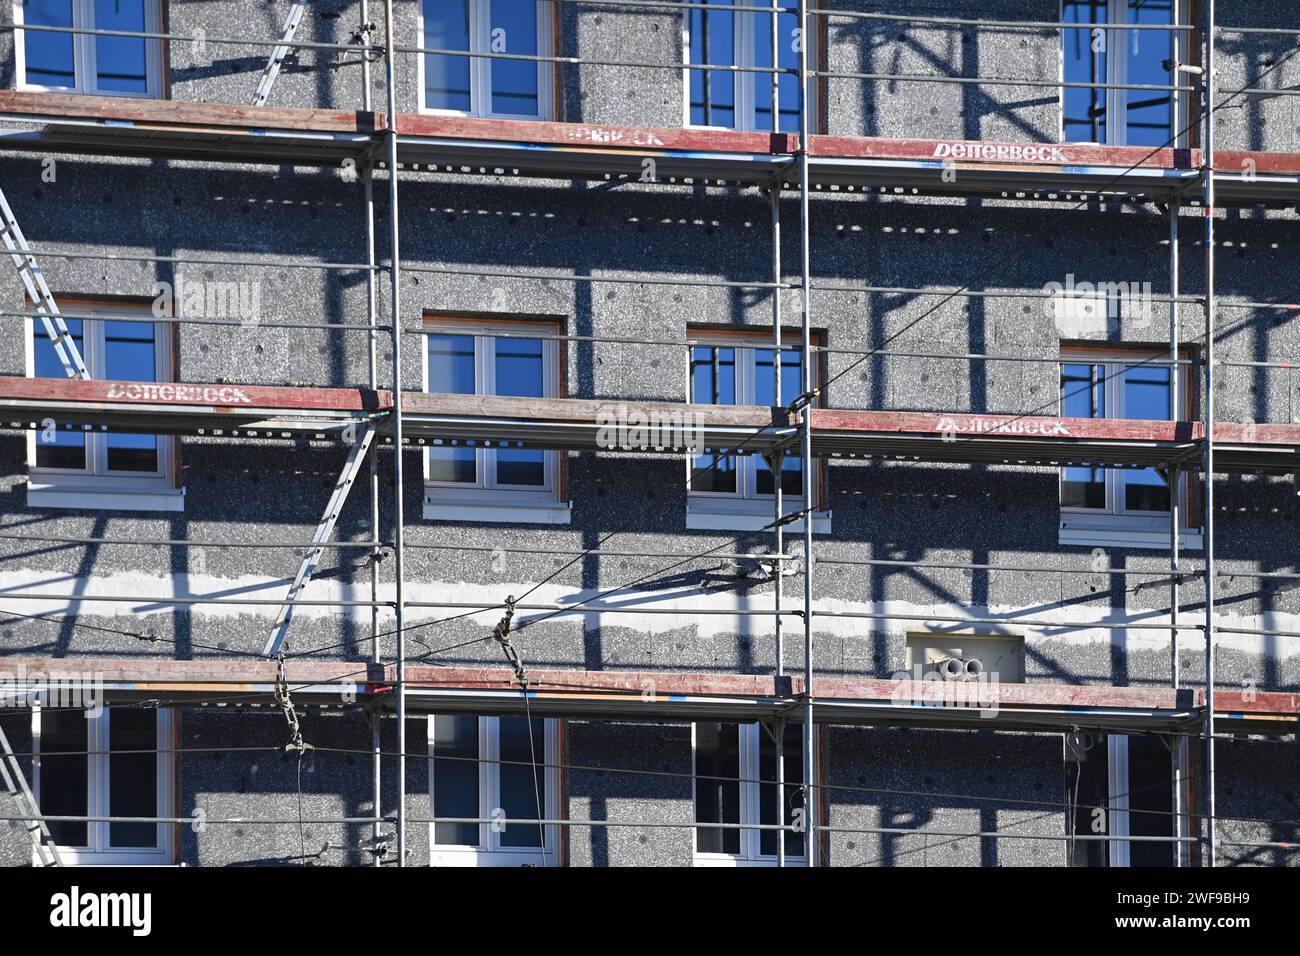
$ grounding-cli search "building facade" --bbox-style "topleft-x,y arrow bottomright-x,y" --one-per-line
0,0 -> 1296,867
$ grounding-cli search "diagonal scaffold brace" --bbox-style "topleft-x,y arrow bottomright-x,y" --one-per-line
0,721 -> 63,866
252,0 -> 311,107
0,185 -> 88,380
263,423 -> 377,657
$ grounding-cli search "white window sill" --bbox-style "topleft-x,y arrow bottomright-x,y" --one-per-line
686,505 -> 832,534
694,853 -> 807,868
27,483 -> 186,513
1059,522 -> 1203,551
423,496 -> 572,525
429,847 -> 556,868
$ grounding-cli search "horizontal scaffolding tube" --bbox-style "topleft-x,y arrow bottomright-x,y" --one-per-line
0,309 -> 386,334
2,22 -> 369,53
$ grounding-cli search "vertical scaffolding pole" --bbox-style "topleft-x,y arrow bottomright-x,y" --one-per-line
383,0 -> 409,868
770,0 -> 786,871
797,0 -> 816,868
361,0 -> 383,868
1168,204 -> 1186,866
1200,0 -> 1218,869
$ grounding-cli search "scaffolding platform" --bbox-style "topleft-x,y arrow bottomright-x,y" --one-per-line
3,377 -> 1297,474
1,92 -> 1299,204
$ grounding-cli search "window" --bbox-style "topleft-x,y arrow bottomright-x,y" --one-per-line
419,0 -> 553,119
428,715 -> 558,867
686,0 -> 808,132
687,330 -> 827,531
694,721 -> 806,866
27,302 -> 182,511
423,317 -> 569,524
1058,347 -> 1198,549
1061,0 -> 1185,147
1066,732 -> 1182,867
14,0 -> 164,98
33,706 -> 175,865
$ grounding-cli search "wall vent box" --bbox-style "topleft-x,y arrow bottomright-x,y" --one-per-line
905,632 -> 1025,683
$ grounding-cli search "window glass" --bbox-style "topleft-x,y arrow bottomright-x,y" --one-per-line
1060,361 -> 1106,509
1121,364 -> 1171,511
33,317 -> 87,470
689,345 -> 738,493
1124,0 -> 1175,147
494,337 -> 546,487
753,10 -> 800,132
108,708 -> 157,848
497,717 -> 545,848
1126,734 -> 1174,866
40,708 -> 88,848
431,714 -> 480,845
22,0 -> 76,88
428,333 -> 477,483
754,346 -> 803,496
757,721 -> 803,857
689,0 -> 736,128
103,320 -> 157,473
94,0 -> 149,94
424,0 -> 473,111
490,0 -> 540,117
695,722 -> 741,855
1062,1 -> 1108,144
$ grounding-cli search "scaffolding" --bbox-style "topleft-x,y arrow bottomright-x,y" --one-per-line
0,0 -> 1296,868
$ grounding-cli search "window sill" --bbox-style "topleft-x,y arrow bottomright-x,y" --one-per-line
429,847 -> 556,868
1059,523 -> 1203,551
27,483 -> 186,513
694,853 -> 807,868
686,505 -> 831,534
423,496 -> 572,525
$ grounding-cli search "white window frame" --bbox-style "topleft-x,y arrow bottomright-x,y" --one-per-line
681,2 -> 814,133
685,334 -> 828,532
32,704 -> 175,866
1058,0 -> 1189,147
416,0 -> 554,120
427,715 -> 559,867
1058,347 -> 1200,550
692,722 -> 810,867
13,0 -> 164,99
25,307 -> 183,512
422,319 -> 570,524
1104,734 -> 1190,867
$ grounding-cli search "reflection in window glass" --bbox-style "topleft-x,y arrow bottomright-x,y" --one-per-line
431,715 -> 480,845
108,709 -> 157,848
495,338 -> 545,487
695,723 -> 741,855
497,717 -> 545,848
1124,0 -> 1175,148
758,722 -> 803,857
689,346 -> 738,493
1122,364 -> 1171,511
754,347 -> 804,496
104,321 -> 157,472
40,709 -> 89,849
424,1 -> 472,111
753,10 -> 801,132
94,0 -> 148,94
689,0 -> 736,128
33,318 -> 87,470
427,334 -> 477,484
23,0 -> 76,89
1061,362 -> 1106,509
1062,1 -> 1108,144
490,0 -> 539,117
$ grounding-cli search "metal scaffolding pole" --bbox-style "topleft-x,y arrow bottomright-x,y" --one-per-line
1168,201 -> 1185,867
361,0 -> 383,870
382,0 -> 409,868
1200,0 -> 1218,869
797,0 -> 817,868
770,0 -> 786,870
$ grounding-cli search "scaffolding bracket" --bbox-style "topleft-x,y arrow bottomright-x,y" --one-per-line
263,424 -> 376,657
0,185 -> 88,380
253,0 -> 310,107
